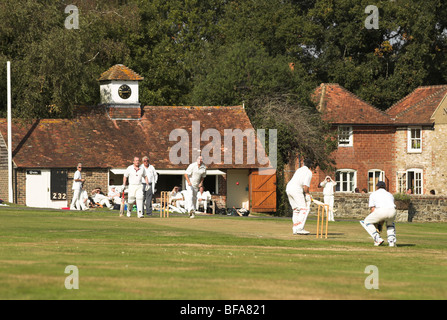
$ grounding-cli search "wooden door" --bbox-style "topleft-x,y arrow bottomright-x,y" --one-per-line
250,171 -> 276,212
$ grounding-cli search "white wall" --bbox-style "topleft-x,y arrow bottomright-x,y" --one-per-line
100,80 -> 139,104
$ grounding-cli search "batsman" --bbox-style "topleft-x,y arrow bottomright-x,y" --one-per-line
360,181 -> 397,247
286,158 -> 315,235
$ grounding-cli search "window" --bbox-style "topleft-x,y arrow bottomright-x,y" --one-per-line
397,169 -> 423,195
397,171 -> 407,194
407,169 -> 423,195
335,169 -> 356,192
368,170 -> 385,192
338,126 -> 353,146
407,127 -> 422,153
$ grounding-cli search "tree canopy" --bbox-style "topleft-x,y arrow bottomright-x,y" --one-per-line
1,0 -> 447,169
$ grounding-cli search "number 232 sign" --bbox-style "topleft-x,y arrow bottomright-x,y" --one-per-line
52,193 -> 67,200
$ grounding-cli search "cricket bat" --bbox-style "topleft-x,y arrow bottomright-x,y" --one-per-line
119,190 -> 125,217
312,198 -> 325,206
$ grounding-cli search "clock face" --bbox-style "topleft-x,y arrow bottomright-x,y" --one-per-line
118,84 -> 132,99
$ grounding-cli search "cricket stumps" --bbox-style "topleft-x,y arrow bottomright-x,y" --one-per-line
316,203 -> 329,239
160,191 -> 170,218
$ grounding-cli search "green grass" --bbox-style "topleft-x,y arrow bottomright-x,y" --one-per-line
0,207 -> 446,300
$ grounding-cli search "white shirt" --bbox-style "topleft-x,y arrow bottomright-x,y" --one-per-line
321,180 -> 336,196
72,170 -> 82,190
171,191 -> 184,200
124,165 -> 147,185
108,188 -> 120,199
369,188 -> 395,209
197,190 -> 211,201
286,166 -> 312,192
93,191 -> 108,203
141,164 -> 158,184
186,162 -> 207,187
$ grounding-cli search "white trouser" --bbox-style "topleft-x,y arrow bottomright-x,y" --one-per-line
286,188 -> 306,210
71,189 -> 86,210
363,207 -> 397,243
324,195 -> 335,221
287,189 -> 310,232
196,199 -> 207,211
98,198 -> 112,208
186,185 -> 198,213
127,184 -> 144,217
292,207 -> 310,233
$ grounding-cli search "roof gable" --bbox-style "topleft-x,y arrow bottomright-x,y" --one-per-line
314,83 -> 393,125
98,64 -> 144,81
386,85 -> 447,125
431,94 -> 447,124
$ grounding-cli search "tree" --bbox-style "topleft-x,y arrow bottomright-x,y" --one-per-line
249,94 -> 337,215
299,0 -> 447,110
0,0 -> 138,118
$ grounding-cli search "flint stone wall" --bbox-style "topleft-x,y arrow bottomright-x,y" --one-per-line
311,193 -> 447,222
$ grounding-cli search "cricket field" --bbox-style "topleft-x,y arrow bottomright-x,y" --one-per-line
0,206 -> 446,300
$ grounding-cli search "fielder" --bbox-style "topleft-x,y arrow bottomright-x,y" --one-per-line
141,156 -> 158,216
122,157 -> 150,218
320,176 -> 337,221
70,163 -> 87,210
360,181 -> 397,247
286,158 -> 314,235
184,155 -> 207,219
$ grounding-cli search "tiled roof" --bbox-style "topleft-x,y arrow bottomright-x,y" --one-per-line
313,83 -> 393,124
314,83 -> 447,126
386,85 -> 447,125
97,64 -> 144,81
0,105 -> 268,169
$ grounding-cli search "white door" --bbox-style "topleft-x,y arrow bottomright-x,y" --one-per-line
26,169 -> 51,208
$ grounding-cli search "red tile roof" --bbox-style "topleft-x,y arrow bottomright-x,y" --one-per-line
0,105 -> 268,170
313,83 -> 393,125
386,85 -> 447,125
97,64 -> 144,81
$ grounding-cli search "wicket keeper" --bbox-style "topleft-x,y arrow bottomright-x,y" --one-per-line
360,181 -> 397,247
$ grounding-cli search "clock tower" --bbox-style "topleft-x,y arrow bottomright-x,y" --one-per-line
98,64 -> 144,119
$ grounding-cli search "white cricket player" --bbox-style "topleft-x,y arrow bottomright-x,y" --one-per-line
184,155 -> 207,219
320,176 -> 337,221
122,157 -> 150,218
141,156 -> 158,216
286,158 -> 314,235
70,163 -> 86,210
360,181 -> 397,247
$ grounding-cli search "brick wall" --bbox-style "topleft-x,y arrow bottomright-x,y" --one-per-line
16,169 -> 26,205
0,169 -> 7,201
0,132 -> 8,201
66,168 -> 109,205
285,126 -> 396,193
107,107 -> 141,119
333,126 -> 396,192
